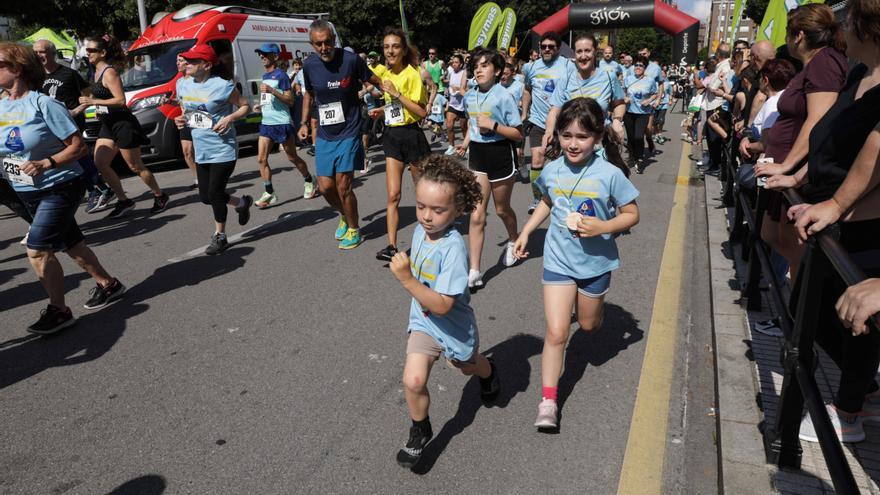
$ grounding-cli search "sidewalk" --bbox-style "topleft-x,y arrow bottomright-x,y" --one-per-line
703,174 -> 880,494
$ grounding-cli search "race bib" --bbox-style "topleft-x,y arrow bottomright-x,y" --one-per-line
185,110 -> 213,129
319,101 -> 345,126
431,103 -> 441,115
1,156 -> 35,186
95,105 -> 109,115
384,100 -> 404,125
260,91 -> 273,107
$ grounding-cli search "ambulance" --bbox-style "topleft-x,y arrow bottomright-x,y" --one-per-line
84,4 -> 338,162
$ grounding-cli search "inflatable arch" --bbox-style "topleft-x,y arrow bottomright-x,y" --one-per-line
523,0 -> 700,66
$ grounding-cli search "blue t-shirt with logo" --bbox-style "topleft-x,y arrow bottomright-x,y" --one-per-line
0,92 -> 83,192
302,49 -> 373,141
550,68 -> 624,114
622,65 -> 635,80
599,59 -> 623,79
463,83 -> 522,144
623,75 -> 658,115
659,83 -> 673,110
407,224 -> 478,362
500,78 -> 525,106
535,154 -> 640,279
645,61 -> 666,85
176,76 -> 237,164
523,56 -> 575,129
260,68 -> 292,126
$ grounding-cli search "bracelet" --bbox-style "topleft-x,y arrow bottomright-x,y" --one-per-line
47,156 -> 58,169
493,121 -> 499,132
299,122 -> 308,127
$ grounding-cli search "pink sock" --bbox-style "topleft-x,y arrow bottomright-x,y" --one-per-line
542,386 -> 558,401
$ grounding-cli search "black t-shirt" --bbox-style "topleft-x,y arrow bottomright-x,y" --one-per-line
803,64 -> 880,203
41,65 -> 88,128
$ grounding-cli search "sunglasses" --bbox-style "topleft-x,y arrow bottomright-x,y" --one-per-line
85,48 -> 102,54
540,44 -> 557,50
634,63 -> 645,67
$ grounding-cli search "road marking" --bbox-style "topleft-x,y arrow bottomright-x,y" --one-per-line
617,142 -> 692,495
166,209 -> 312,263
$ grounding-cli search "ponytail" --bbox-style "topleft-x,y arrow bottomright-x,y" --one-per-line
86,34 -> 126,71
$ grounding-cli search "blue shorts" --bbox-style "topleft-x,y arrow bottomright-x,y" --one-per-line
17,177 -> 86,252
315,136 -> 363,177
542,268 -> 611,298
259,123 -> 297,144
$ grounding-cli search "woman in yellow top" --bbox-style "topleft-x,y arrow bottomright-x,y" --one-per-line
369,27 -> 430,262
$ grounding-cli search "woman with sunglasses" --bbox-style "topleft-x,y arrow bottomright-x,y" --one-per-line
79,35 -> 168,218
622,54 -> 658,173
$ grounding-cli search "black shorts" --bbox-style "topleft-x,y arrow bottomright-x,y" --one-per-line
179,125 -> 192,141
468,139 -> 517,182
446,108 -> 467,119
98,113 -> 149,149
526,121 -> 545,149
383,124 -> 431,164
654,109 -> 667,127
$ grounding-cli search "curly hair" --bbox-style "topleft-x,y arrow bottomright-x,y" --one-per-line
415,155 -> 482,214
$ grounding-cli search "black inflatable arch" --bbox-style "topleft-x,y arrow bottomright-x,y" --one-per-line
523,0 -> 700,66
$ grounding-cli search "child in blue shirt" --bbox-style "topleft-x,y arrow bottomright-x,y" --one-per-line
390,155 -> 501,468
513,97 -> 640,430
428,92 -> 446,142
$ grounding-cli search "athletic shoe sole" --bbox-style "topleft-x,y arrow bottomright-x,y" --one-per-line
27,316 -> 77,335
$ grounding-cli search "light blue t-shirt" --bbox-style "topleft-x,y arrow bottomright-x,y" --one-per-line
535,154 -> 640,279
292,70 -> 305,90
598,59 -> 623,79
623,75 -> 658,115
523,56 -> 575,129
500,79 -> 525,106
721,71 -> 737,112
622,65 -> 635,80
645,61 -> 665,85
463,83 -> 522,144
549,68 -> 624,114
260,68 -> 292,126
407,224 -> 478,362
659,83 -> 672,110
514,73 -> 524,84
176,76 -> 237,164
428,93 -> 447,123
0,91 -> 83,192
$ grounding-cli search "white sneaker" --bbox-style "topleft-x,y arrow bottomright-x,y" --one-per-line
467,269 -> 483,289
20,229 -> 29,246
799,404 -> 865,443
444,145 -> 455,156
534,398 -> 558,428
503,241 -> 517,267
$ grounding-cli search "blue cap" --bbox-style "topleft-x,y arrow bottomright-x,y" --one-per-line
255,43 -> 280,55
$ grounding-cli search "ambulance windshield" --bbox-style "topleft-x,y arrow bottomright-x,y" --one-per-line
122,40 -> 196,90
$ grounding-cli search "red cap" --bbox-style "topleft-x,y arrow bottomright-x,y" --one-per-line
180,45 -> 218,65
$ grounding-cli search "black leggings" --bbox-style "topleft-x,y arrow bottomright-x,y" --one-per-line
624,112 -> 650,162
196,160 -> 236,223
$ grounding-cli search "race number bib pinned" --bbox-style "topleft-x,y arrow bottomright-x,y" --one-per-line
95,105 -> 109,115
1,156 -> 35,186
384,100 -> 404,125
185,110 -> 213,129
260,91 -> 273,107
318,101 -> 345,126
431,103 -> 441,115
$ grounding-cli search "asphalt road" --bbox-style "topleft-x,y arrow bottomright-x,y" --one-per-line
1,115 -> 719,494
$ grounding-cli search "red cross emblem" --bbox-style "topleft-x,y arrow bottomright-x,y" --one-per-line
278,43 -> 293,61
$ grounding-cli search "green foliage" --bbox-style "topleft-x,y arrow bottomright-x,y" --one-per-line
744,0 -> 771,26
616,27 -> 672,65
697,46 -> 708,61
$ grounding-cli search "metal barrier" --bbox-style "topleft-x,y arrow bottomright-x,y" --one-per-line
723,154 -> 880,494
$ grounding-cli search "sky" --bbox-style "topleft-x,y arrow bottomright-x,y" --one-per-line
676,0 -> 713,24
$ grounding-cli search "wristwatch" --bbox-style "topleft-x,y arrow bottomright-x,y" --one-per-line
493,121 -> 499,132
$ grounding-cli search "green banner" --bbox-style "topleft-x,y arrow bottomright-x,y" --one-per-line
496,8 -> 517,50
399,0 -> 409,36
756,0 -> 823,48
728,0 -> 745,45
468,2 -> 502,50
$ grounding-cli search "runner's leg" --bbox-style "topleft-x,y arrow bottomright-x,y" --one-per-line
468,173 -> 493,273
335,171 -> 359,229
384,157 -> 406,249
541,283 -> 578,389
119,147 -> 163,196
93,139 -> 127,200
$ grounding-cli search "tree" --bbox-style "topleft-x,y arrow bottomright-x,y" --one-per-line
744,0 -> 771,26
616,27 -> 673,65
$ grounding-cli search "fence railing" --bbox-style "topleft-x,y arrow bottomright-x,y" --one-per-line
723,150 -> 880,494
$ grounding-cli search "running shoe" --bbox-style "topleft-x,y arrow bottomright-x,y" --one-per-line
150,193 -> 170,214
799,404 -> 865,443
527,198 -> 541,215
307,146 -> 316,156
27,304 -> 76,335
467,269 -> 484,289
83,278 -> 127,310
88,190 -> 116,213
205,233 -> 229,255
338,228 -> 363,250
20,228 -> 29,246
376,244 -> 398,261
444,145 -> 456,156
84,189 -> 101,213
107,199 -> 135,219
753,319 -> 783,337
361,158 -> 371,176
534,398 -> 559,428
334,217 -> 349,240
480,357 -> 501,404
303,180 -> 317,199
188,181 -> 198,191
503,241 -> 517,267
255,191 -> 278,209
636,160 -> 645,175
236,195 -> 253,226
396,424 -> 433,468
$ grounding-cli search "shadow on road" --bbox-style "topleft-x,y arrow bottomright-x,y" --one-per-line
104,474 -> 167,495
412,333 -> 544,474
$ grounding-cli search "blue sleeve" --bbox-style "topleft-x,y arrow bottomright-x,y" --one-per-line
502,91 -> 522,127
434,241 -> 469,297
548,71 -> 570,108
38,95 -> 79,141
302,64 -> 313,92
219,79 -> 235,101
534,162 -> 552,197
610,74 -> 624,100
277,72 -> 291,91
610,168 -> 640,207
522,62 -> 533,88
616,64 -> 623,76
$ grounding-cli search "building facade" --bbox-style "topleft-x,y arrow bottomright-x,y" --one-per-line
707,0 -> 757,51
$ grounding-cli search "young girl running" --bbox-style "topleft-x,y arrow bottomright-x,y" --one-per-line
513,98 -> 640,430
455,48 -> 523,288
389,155 -> 500,468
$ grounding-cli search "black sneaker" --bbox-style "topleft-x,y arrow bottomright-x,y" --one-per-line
307,146 -> 316,156
107,199 -> 135,219
188,182 -> 198,191
236,195 -> 253,226
636,160 -> 645,174
480,357 -> 501,404
396,424 -> 433,468
205,234 -> 228,255
27,304 -> 76,334
83,278 -> 127,310
150,193 -> 169,214
376,244 -> 398,261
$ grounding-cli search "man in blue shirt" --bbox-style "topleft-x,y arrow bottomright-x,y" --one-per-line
298,20 -> 383,249
254,43 -> 316,208
598,44 -> 623,84
637,46 -> 666,155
